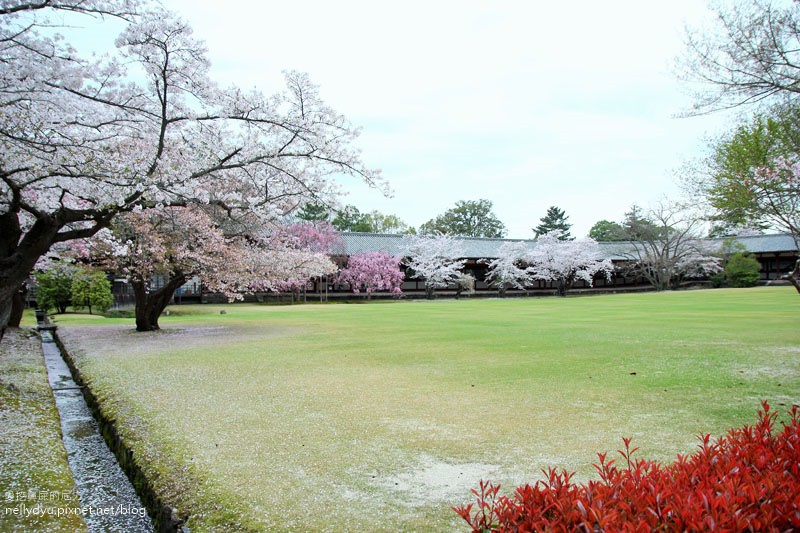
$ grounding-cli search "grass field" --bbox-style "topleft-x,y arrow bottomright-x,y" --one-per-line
53,287 -> 799,531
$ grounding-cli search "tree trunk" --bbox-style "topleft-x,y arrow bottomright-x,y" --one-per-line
556,279 -> 567,297
0,298 -> 10,341
1,265 -> 40,338
788,259 -> 800,295
132,273 -> 186,331
0,209 -> 112,340
0,213 -> 61,336
9,284 -> 27,328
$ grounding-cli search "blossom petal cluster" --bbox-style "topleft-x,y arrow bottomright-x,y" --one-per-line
483,231 -> 613,295
483,241 -> 534,293
336,251 -> 404,295
402,234 -> 466,292
0,1 -> 382,330
526,231 -> 614,286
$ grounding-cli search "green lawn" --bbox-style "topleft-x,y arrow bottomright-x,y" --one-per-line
54,287 -> 799,531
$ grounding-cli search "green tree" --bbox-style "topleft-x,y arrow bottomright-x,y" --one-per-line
697,107 -> 800,233
71,269 -> 114,314
34,264 -> 76,314
331,205 -> 373,232
420,199 -> 506,238
296,202 -> 331,222
621,205 -> 665,241
330,205 -> 412,233
588,220 -> 626,241
363,211 -> 414,234
679,0 -> 800,294
690,108 -> 800,293
723,252 -> 762,288
533,206 -> 572,240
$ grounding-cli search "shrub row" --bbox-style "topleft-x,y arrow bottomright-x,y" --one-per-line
454,402 -> 800,531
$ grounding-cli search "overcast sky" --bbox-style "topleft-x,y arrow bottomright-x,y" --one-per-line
159,1 -> 735,238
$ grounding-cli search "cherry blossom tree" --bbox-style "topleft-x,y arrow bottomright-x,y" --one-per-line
679,0 -> 800,114
678,0 -> 800,293
483,241 -> 534,297
527,231 -> 613,297
263,221 -> 341,302
336,251 -> 404,299
402,234 -> 466,299
86,207 -> 336,330
751,158 -> 800,291
454,272 -> 476,299
271,222 -> 343,255
257,250 -> 338,304
622,204 -> 722,291
86,207 -> 246,330
0,2 -> 382,337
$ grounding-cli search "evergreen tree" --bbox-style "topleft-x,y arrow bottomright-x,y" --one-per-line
533,206 -> 573,240
723,252 -> 762,288
296,202 -> 331,222
622,205 -> 665,241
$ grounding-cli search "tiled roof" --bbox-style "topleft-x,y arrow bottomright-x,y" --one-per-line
339,232 -> 799,259
723,233 -> 799,254
340,233 -> 537,258
338,232 -> 406,256
596,241 -> 640,260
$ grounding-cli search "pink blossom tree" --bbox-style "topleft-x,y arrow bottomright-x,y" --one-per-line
402,234 -> 466,299
265,222 -> 342,302
0,2 -> 383,337
336,252 -> 404,299
271,222 -> 343,255
528,231 -> 614,297
87,207 -> 246,330
86,207 -> 337,330
750,158 -> 800,240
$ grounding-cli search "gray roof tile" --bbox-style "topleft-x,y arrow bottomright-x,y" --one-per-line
339,232 -> 799,259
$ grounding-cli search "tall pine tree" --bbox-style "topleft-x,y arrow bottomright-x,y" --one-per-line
533,206 -> 573,240
296,202 -> 331,222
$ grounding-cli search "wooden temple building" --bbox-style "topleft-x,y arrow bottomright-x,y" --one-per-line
325,232 -> 799,298
106,232 -> 798,305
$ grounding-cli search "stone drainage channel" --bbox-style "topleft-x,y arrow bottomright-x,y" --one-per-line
39,326 -> 154,532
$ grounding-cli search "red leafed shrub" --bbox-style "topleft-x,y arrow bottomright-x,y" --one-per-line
453,402 -> 800,531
